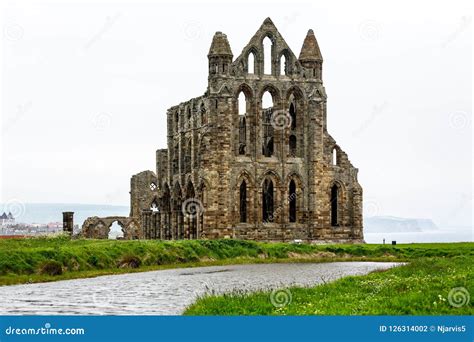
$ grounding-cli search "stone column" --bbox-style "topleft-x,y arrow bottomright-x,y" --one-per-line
141,209 -> 152,239
62,212 -> 74,236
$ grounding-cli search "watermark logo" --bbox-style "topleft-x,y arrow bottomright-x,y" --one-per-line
4,23 -> 24,41
92,113 -> 112,131
84,13 -> 121,50
271,110 -> 292,130
270,288 -> 292,308
91,290 -> 115,308
183,20 -> 203,41
3,100 -> 33,135
358,20 -> 381,42
352,101 -> 389,137
448,287 -> 470,308
181,198 -> 204,218
3,199 -> 26,220
441,16 -> 471,48
364,199 -> 381,217
449,111 -> 470,130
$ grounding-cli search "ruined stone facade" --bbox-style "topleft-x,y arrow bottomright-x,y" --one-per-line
82,18 -> 364,243
81,216 -> 141,240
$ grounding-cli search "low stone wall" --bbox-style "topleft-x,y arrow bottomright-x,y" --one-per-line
80,216 -> 141,239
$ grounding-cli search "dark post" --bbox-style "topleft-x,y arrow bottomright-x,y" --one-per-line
62,212 -> 74,236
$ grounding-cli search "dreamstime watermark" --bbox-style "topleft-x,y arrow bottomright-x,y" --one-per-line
358,20 -> 381,42
2,100 -> 33,135
3,23 -> 24,41
270,288 -> 292,308
92,113 -> 112,131
183,20 -> 203,41
352,101 -> 389,137
281,12 -> 301,29
91,289 -> 115,308
448,287 -> 470,308
270,109 -> 293,131
181,198 -> 204,218
84,13 -> 121,49
3,199 -> 26,220
443,192 -> 471,222
5,322 -> 85,336
364,199 -> 381,217
441,16 -> 471,48
448,111 -> 470,130
263,191 -> 296,224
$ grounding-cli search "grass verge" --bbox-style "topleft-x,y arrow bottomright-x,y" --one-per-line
184,255 -> 473,315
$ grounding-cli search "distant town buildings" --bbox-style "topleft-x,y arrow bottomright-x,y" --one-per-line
0,212 -> 15,225
0,217 -> 77,237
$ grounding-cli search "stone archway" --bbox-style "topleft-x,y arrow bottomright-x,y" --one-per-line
108,220 -> 125,239
81,216 -> 141,239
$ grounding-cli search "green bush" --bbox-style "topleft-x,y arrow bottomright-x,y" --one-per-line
117,254 -> 142,269
38,260 -> 63,276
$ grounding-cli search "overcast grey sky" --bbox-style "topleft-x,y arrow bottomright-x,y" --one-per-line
1,0 -> 472,227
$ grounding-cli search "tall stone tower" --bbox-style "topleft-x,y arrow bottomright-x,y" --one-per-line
129,18 -> 364,243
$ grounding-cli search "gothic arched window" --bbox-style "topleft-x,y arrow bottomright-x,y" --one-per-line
289,180 -> 296,222
262,179 -> 274,222
240,180 -> 247,223
331,184 -> 339,226
289,135 -> 297,157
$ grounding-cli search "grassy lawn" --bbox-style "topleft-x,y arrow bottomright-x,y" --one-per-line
185,254 -> 474,315
0,235 -> 472,298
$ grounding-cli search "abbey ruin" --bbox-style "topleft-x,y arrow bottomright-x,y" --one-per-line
81,18 -> 364,243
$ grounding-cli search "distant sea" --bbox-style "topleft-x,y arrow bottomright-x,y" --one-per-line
1,203 -> 472,243
364,226 -> 472,244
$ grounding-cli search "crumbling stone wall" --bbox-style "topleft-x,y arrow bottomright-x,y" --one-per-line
99,18 -> 364,243
80,216 -> 141,239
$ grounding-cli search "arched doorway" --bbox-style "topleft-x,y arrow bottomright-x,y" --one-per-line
108,221 -> 124,239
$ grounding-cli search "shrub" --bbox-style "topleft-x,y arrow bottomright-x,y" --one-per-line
87,254 -> 100,267
117,254 -> 142,269
38,260 -> 63,276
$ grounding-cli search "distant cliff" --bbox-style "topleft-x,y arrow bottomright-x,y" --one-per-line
364,216 -> 438,233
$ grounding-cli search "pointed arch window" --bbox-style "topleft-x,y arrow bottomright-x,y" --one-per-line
248,52 -> 255,74
262,179 -> 274,222
280,54 -> 287,75
239,117 -> 246,155
240,180 -> 247,223
289,180 -> 296,222
200,104 -> 207,125
331,184 -> 339,226
263,36 -> 272,75
262,91 -> 274,157
289,102 -> 296,130
289,135 -> 297,157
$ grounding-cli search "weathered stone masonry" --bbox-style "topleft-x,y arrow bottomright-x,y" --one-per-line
82,18 -> 364,243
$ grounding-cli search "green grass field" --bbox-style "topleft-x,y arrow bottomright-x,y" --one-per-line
0,236 -> 472,289
184,255 -> 473,315
1,237 -> 472,315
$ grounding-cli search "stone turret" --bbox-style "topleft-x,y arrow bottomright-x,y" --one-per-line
208,32 -> 233,78
299,29 -> 323,80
